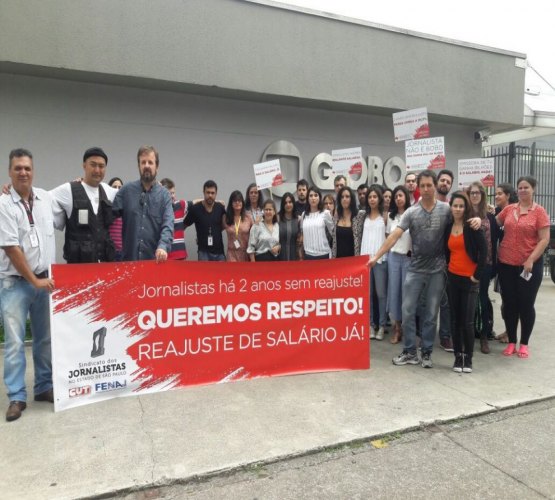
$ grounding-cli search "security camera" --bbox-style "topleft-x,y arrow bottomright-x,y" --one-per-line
474,128 -> 492,143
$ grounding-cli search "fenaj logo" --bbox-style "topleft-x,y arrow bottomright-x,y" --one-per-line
69,385 -> 92,398
95,380 -> 127,393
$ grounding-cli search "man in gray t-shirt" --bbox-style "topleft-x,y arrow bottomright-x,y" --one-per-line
370,170 -> 457,369
398,200 -> 451,274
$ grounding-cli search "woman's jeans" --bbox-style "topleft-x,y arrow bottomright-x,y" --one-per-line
447,272 -> 479,357
371,261 -> 388,327
1,276 -> 52,402
498,258 -> 543,345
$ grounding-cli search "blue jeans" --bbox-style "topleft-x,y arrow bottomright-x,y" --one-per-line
387,252 -> 410,322
402,270 -> 446,355
371,261 -> 388,327
198,251 -> 226,261
1,276 -> 52,402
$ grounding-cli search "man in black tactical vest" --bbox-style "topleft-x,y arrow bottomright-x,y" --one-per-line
51,147 -> 119,263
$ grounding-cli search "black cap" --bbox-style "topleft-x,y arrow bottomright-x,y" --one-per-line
83,147 -> 108,164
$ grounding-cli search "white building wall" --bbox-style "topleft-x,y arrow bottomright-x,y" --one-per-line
0,73 -> 481,259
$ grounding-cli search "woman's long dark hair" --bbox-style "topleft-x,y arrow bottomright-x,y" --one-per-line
225,190 -> 245,225
307,186 -> 323,212
245,182 -> 264,211
279,192 -> 296,220
389,185 -> 410,219
365,184 -> 384,215
108,177 -> 123,187
336,187 -> 357,220
497,182 -> 518,204
449,191 -> 472,223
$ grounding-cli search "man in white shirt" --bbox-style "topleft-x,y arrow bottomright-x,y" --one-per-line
0,149 -> 56,421
50,147 -> 118,263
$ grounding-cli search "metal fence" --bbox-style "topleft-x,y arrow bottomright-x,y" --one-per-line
487,142 -> 555,219
485,142 -> 555,275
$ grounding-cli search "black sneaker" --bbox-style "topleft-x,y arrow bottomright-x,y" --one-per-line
453,354 -> 463,373
463,356 -> 473,373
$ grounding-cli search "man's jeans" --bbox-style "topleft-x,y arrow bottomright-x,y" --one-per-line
198,251 -> 226,262
402,270 -> 446,355
1,277 -> 52,402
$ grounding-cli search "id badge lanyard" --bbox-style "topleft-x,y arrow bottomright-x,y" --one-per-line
234,219 -> 241,249
21,193 -> 39,248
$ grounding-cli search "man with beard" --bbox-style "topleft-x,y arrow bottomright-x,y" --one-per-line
112,145 -> 173,262
357,183 -> 368,210
294,179 -> 309,216
436,169 -> 454,203
184,180 -> 226,261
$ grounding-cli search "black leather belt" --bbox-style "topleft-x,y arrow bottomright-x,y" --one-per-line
35,271 -> 49,279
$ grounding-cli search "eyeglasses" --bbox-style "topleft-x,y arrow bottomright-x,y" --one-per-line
469,191 -> 481,196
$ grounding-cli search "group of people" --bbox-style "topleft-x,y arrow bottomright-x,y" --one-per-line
0,145 -> 550,422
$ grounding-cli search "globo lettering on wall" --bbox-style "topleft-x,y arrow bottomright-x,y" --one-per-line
261,140 -> 406,196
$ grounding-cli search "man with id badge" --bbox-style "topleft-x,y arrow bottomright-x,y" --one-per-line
50,147 -> 118,263
185,180 -> 226,261
0,149 -> 56,422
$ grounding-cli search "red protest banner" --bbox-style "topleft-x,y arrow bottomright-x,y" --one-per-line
51,257 -> 370,411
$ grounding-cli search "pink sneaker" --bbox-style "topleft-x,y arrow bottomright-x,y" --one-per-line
503,343 -> 516,356
517,345 -> 529,358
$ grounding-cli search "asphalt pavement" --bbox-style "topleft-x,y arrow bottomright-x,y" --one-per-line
1,279 -> 554,500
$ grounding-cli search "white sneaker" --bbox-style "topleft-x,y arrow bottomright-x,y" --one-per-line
370,327 -> 376,339
376,327 -> 384,341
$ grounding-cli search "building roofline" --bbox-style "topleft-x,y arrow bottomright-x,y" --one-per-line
245,0 -> 527,59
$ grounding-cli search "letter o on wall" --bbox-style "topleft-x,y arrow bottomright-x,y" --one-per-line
383,156 -> 406,189
367,156 -> 384,186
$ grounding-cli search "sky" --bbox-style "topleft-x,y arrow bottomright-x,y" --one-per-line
282,0 -> 555,88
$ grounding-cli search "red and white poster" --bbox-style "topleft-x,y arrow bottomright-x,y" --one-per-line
50,258 -> 370,411
392,107 -> 430,142
253,159 -> 283,190
457,158 -> 495,188
405,137 -> 445,171
331,147 -> 363,178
